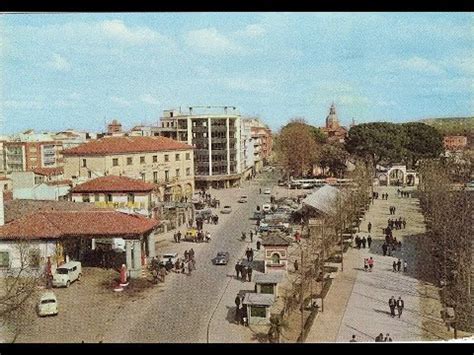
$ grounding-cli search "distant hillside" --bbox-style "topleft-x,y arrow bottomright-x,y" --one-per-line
421,117 -> 474,136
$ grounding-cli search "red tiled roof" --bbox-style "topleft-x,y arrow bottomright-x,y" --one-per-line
71,175 -> 155,193
32,167 -> 64,176
62,136 -> 193,156
0,210 -> 158,240
45,179 -> 73,186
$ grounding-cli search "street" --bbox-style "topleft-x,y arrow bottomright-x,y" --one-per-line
103,173 -> 276,342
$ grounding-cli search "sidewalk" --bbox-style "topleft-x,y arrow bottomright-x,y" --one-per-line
307,186 -> 453,342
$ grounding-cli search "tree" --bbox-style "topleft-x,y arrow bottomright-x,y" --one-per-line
274,119 -> 320,178
345,122 -> 407,166
318,143 -> 350,178
402,122 -> 443,168
268,314 -> 289,343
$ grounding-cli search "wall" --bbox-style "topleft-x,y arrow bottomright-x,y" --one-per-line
13,184 -> 70,201
71,192 -> 152,209
0,240 -> 57,276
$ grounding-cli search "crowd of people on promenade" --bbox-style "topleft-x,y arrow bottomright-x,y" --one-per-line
234,294 -> 249,326
235,259 -> 253,282
397,189 -> 412,198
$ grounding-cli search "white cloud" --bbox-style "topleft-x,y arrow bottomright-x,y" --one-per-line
101,20 -> 171,46
140,94 -> 160,105
395,56 -> 444,75
237,24 -> 267,38
184,28 -> 242,55
110,96 -> 132,107
1,99 -> 44,110
48,53 -> 71,72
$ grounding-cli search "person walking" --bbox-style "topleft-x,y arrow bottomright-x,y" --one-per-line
235,294 -> 241,309
249,248 -> 254,262
177,230 -> 182,243
367,222 -> 372,234
392,261 -> 397,272
294,259 -> 299,271
350,335 -> 357,342
384,334 -> 393,342
389,296 -> 396,317
234,305 -> 241,324
396,297 -> 404,318
184,250 -> 189,261
235,262 -> 241,279
250,231 -> 253,243
397,259 -> 402,272
375,333 -> 384,342
364,258 -> 368,272
382,242 -> 387,256
259,188 -> 262,194
403,260 -> 408,272
385,193 -> 389,200
367,235 -> 372,248
247,266 -> 253,282
368,257 -> 374,271
362,236 -> 367,249
402,218 -> 406,229
241,266 -> 247,282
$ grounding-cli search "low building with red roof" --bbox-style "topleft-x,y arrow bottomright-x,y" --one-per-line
62,136 -> 195,203
70,175 -> 158,210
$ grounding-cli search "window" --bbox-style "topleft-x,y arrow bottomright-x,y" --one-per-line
164,154 -> 169,162
82,159 -> 87,167
186,152 -> 190,160
176,169 -> 180,178
112,158 -> 119,167
127,194 -> 135,203
140,173 -> 145,181
106,194 -> 113,202
88,171 -> 92,178
153,171 -> 158,183
186,167 -> 191,176
152,155 -> 158,163
94,194 -> 100,202
260,284 -> 274,294
0,251 -> 9,268
250,306 -> 267,318
165,170 -> 169,182
29,249 -> 40,268
82,194 -> 90,203
127,157 -> 133,165
271,253 -> 281,265
140,156 -> 145,164
175,153 -> 180,161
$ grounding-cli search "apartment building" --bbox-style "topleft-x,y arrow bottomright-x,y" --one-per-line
62,136 -> 194,202
3,140 -> 63,173
159,106 -> 242,189
241,118 -> 256,181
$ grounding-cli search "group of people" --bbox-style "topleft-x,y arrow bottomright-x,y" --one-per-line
388,296 -> 405,318
234,294 -> 249,326
387,217 -> 406,230
354,235 -> 372,249
235,261 -> 253,282
241,231 -> 254,242
388,206 -> 397,215
392,258 -> 407,273
397,189 -> 411,198
363,257 -> 375,271
375,333 -> 393,342
197,190 -> 221,208
245,247 -> 254,262
372,191 -> 380,200
380,193 -> 389,200
173,231 -> 182,243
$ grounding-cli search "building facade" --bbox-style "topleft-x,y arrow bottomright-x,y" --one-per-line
3,141 -> 63,173
62,136 -> 194,202
320,103 -> 348,144
159,106 -> 242,189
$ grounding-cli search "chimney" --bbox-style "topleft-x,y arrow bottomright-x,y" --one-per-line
0,191 -> 4,226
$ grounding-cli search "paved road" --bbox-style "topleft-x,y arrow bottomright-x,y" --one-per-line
104,173 -> 276,342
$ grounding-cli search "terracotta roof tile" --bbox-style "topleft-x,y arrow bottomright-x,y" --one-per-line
32,167 -> 64,176
0,210 -> 158,240
71,175 -> 155,193
62,136 -> 193,156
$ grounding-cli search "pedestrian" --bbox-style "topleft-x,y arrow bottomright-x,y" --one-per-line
247,266 -> 253,282
241,266 -> 247,281
403,260 -> 407,272
242,232 -> 246,241
362,236 -> 367,249
368,222 -> 372,234
397,188 -> 401,197
375,333 -> 384,342
205,231 -> 211,242
184,250 -> 189,261
250,231 -> 253,242
294,259 -> 299,271
382,242 -> 387,256
384,334 -> 392,342
173,233 -> 177,243
235,294 -> 241,309
259,188 -> 262,194
235,305 -> 241,324
249,248 -> 254,262
402,218 -> 406,229
177,231 -> 182,243
364,258 -> 368,272
235,262 -> 241,279
389,296 -> 396,317
349,335 -> 357,342
396,297 -> 404,318
393,206 -> 396,215
367,235 -> 372,248
397,259 -> 402,272
388,206 -> 392,215
368,257 -> 374,271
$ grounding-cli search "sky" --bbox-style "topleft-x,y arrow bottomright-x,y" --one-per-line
0,12 -> 473,134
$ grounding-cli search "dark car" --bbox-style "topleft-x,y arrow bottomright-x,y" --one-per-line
213,252 -> 230,265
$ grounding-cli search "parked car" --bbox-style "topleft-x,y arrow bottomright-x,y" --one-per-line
52,261 -> 82,288
262,204 -> 272,213
184,228 -> 198,242
263,188 -> 272,194
238,195 -> 248,203
253,211 -> 264,220
160,253 -> 178,264
221,205 -> 232,214
195,208 -> 212,220
37,291 -> 58,317
213,251 -> 230,265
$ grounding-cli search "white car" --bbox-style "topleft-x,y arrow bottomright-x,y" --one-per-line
238,195 -> 248,203
52,261 -> 82,288
37,291 -> 58,317
263,188 -> 271,194
262,204 -> 272,213
161,253 -> 178,264
221,205 -> 232,214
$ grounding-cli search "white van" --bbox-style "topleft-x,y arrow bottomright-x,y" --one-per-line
37,291 -> 58,317
52,261 -> 82,288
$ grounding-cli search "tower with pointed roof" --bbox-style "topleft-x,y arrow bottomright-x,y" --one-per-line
325,103 -> 340,130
